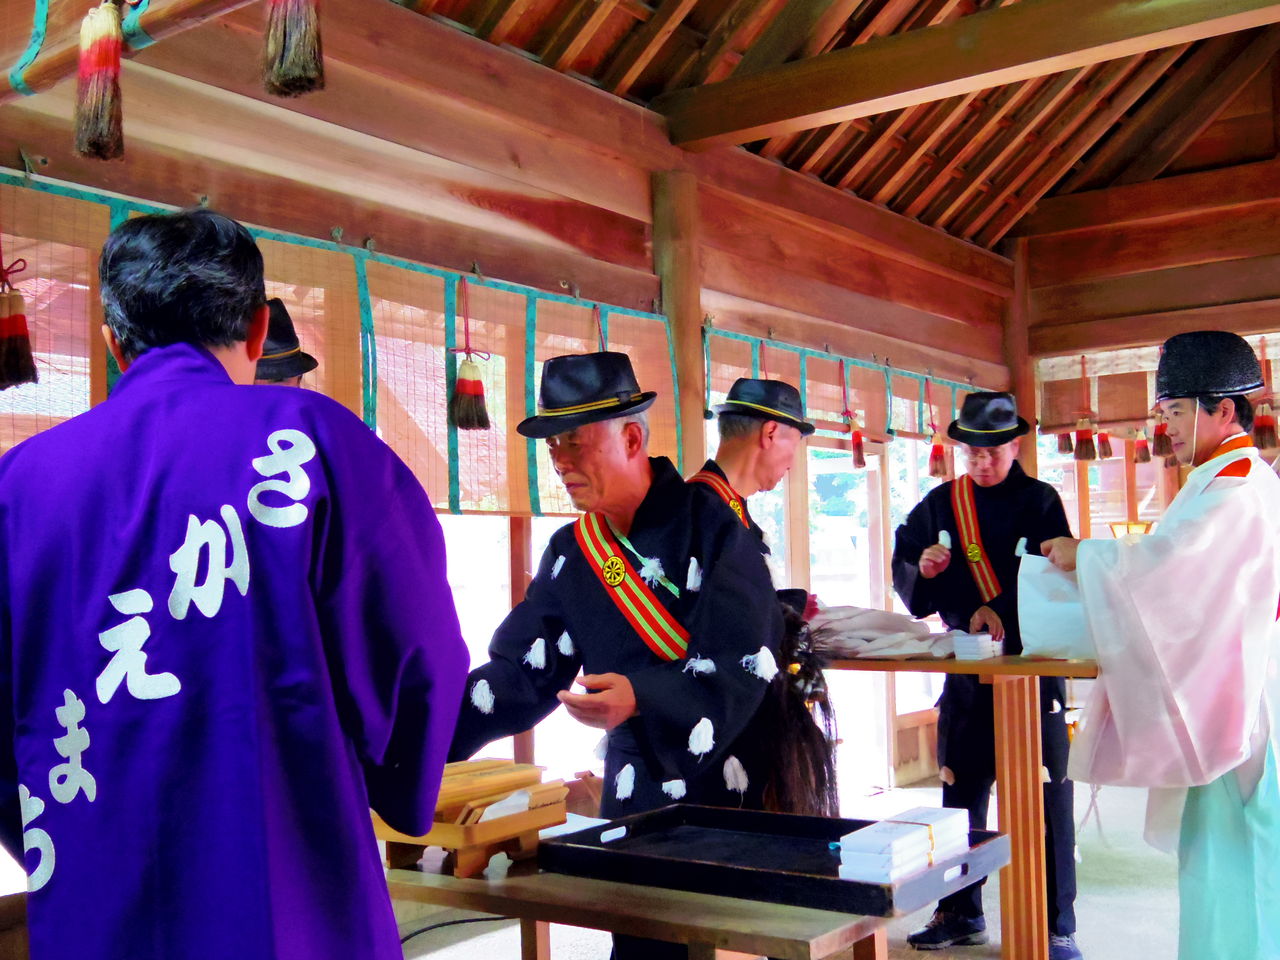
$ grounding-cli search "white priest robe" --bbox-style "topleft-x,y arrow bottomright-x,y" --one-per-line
1068,434 -> 1280,851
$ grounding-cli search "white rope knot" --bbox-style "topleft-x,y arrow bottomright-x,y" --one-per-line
638,555 -> 665,587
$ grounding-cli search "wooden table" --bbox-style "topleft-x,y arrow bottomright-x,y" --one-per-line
388,860 -> 890,960
830,656 -> 1098,960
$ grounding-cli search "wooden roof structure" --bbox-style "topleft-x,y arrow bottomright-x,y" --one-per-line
2,0 -> 1280,472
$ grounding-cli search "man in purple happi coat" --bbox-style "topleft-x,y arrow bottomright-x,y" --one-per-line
0,209 -> 468,959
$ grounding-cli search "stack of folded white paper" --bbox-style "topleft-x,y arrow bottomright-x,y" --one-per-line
836,806 -> 969,883
951,632 -> 1003,660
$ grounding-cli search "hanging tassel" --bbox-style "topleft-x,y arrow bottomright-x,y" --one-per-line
75,1 -> 124,161
723,756 -> 749,794
470,679 -> 494,715
685,557 -> 702,592
0,240 -> 37,389
1134,430 -> 1151,463
1073,418 -> 1096,461
1057,432 -> 1074,455
688,718 -> 715,758
556,631 -> 574,657
264,0 -> 325,97
522,637 -> 546,670
1253,403 -> 1277,449
840,360 -> 866,469
682,655 -> 716,676
850,423 -> 866,469
927,433 -> 947,478
1096,431 -> 1113,459
448,280 -> 491,430
615,764 -> 635,801
740,646 -> 779,682
1152,421 -> 1173,457
1163,453 -> 1179,469
661,779 -> 687,800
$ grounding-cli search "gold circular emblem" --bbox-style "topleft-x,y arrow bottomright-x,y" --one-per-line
965,543 -> 982,563
602,556 -> 626,587
729,499 -> 744,520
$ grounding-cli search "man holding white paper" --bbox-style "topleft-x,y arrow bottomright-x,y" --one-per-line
892,392 -> 1080,959
1042,331 -> 1280,960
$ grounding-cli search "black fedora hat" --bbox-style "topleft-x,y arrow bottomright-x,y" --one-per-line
714,378 -> 816,436
517,352 -> 657,439
947,391 -> 1029,447
256,299 -> 318,381
1156,331 -> 1264,401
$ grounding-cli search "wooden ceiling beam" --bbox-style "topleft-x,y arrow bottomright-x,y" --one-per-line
540,0 -> 623,72
600,0 -> 699,96
659,0 -> 1280,150
1055,34 -> 1240,193
1029,298 -> 1280,356
974,46 -> 1190,246
0,0 -> 258,102
474,0 -> 538,46
1113,25 -> 1280,184
731,0 -> 858,78
662,0 -> 779,92
1011,156 -> 1280,236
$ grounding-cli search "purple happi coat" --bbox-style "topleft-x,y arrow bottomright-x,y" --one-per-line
0,344 -> 468,959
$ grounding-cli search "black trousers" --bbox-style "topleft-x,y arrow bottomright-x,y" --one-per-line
935,675 -> 1077,936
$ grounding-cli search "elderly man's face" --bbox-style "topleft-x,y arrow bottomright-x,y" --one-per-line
547,419 -> 645,514
961,438 -> 1019,487
755,420 -> 805,492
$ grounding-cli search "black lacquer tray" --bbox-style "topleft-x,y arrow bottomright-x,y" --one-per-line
538,804 -> 1010,917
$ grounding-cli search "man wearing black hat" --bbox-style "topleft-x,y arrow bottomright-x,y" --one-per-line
1043,331 -> 1280,960
690,377 -> 815,552
254,299 -> 318,386
892,392 -> 1081,960
449,352 -> 784,960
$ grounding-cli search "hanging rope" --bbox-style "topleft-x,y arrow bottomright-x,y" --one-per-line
881,361 -> 894,436
0,233 -> 27,292
840,359 -> 865,468
448,277 -> 491,431
449,278 -> 491,363
702,320 -> 713,419
760,340 -> 770,380
593,304 -> 606,352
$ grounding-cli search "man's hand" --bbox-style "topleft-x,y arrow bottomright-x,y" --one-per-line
557,673 -> 637,730
1041,537 -> 1080,572
969,605 -> 1005,643
919,544 -> 952,579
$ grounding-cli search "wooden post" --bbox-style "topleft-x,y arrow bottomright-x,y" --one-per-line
1124,439 -> 1139,522
511,515 -> 535,765
1074,461 -> 1092,539
652,170 -> 706,475
88,266 -> 109,407
1004,238 -> 1038,476
990,674 -> 1048,960
785,463 -> 811,591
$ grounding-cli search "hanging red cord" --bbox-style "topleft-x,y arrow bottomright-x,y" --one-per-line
447,278 -> 491,431
840,359 -> 865,469
924,375 -> 946,478
592,305 -> 606,352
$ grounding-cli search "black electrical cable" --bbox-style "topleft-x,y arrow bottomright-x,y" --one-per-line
400,914 -> 512,946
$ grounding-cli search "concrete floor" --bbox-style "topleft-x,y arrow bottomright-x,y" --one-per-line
395,780 -> 1179,960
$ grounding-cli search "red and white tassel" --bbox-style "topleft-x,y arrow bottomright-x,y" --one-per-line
1134,430 -> 1151,463
1057,432 -> 1074,455
1073,418 -> 1096,461
927,433 -> 947,478
1096,431 -> 1113,460
1254,402 -> 1277,450
449,357 -> 490,430
850,422 -> 866,469
75,1 -> 124,161
264,0 -> 325,97
1152,421 -> 1173,458
0,291 -> 37,390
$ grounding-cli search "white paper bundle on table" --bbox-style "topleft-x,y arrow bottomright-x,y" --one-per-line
1017,555 -> 1094,659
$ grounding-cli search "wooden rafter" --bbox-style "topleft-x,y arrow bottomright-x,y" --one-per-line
732,0 -> 859,77
659,0 -> 1280,150
975,46 -> 1191,246
923,70 -> 1084,228
662,0 -> 780,92
541,0 -> 622,73
865,94 -> 985,203
1113,25 -> 1280,184
0,0 -> 258,102
1057,35 -> 1241,193
474,0 -> 537,46
600,0 -> 699,96
827,108 -> 919,190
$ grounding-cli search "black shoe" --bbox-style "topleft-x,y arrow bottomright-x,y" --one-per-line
907,911 -> 989,950
1049,934 -> 1083,960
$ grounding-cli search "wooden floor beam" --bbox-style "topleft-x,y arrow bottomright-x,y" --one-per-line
659,0 -> 1280,150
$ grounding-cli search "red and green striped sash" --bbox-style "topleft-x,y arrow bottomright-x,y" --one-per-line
689,470 -> 749,529
951,474 -> 1001,604
574,513 -> 690,662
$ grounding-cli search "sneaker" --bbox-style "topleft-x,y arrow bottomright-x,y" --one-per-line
907,911 -> 989,950
1049,934 -> 1083,960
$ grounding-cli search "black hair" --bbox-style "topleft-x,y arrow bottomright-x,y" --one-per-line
717,412 -> 766,441
99,208 -> 265,359
1198,394 -> 1254,433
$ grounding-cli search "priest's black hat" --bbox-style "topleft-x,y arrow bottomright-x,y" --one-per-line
1155,331 -> 1264,401
256,299 -> 318,381
714,378 -> 816,436
517,352 -> 656,439
946,391 -> 1030,447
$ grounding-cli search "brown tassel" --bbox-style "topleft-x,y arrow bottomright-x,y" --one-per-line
850,424 -> 866,469
1096,431 -> 1113,459
1073,419 -> 1096,461
1164,453 -> 1179,469
1134,431 -> 1151,463
1152,421 -> 1173,457
449,357 -> 490,430
927,434 -> 947,478
1254,402 -> 1277,450
1057,432 -> 1074,455
0,291 -> 38,389
75,1 -> 124,160
265,0 -> 325,96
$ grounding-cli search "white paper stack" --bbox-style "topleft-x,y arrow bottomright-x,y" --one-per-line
836,806 -> 970,883
951,632 -> 1003,660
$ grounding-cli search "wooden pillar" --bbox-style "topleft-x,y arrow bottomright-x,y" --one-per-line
1074,461 -> 1091,539
991,674 -> 1048,960
1123,439 -> 1139,523
1004,238 -> 1037,477
89,267 -> 109,407
510,515 -> 535,765
785,464 -> 811,591
652,170 -> 706,475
